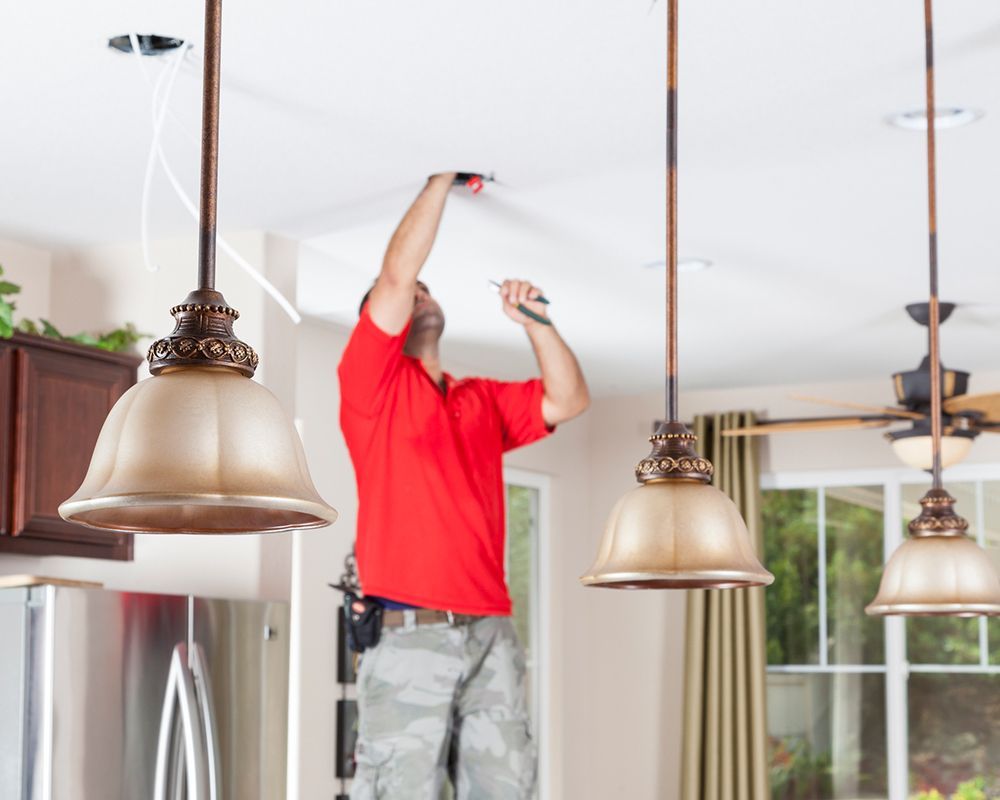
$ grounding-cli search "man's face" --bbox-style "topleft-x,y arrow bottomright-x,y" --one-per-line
410,281 -> 445,336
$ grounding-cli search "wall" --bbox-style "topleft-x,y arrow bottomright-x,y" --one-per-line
0,231 -> 293,602
0,238 -> 52,322
288,318 -> 357,799
8,231 -> 1000,799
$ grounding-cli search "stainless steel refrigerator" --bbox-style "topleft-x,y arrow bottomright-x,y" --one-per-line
0,584 -> 289,800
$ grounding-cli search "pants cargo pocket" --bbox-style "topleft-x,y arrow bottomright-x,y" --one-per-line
350,739 -> 394,800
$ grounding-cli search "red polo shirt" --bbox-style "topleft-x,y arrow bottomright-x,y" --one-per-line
338,308 -> 553,616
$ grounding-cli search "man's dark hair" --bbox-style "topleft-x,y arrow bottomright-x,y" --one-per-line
358,280 -> 430,316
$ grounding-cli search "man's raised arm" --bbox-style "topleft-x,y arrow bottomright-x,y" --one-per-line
497,279 -> 590,427
367,172 -> 457,334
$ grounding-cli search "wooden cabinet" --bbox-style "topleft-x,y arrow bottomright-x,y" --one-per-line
0,334 -> 142,560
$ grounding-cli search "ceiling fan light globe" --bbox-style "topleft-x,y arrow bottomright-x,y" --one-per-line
890,434 -> 974,470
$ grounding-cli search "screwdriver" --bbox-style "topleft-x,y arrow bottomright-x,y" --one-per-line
488,280 -> 552,326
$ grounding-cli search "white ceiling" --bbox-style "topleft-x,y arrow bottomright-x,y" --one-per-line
5,1 -> 1000,396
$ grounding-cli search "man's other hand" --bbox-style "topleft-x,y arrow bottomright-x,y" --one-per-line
498,279 -> 548,327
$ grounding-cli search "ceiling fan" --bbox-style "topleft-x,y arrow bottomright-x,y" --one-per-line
723,301 -> 1000,469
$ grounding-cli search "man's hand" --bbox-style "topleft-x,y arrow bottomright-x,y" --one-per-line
498,279 -> 549,327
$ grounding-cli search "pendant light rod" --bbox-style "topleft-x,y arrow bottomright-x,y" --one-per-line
665,0 -> 679,422
923,0 -> 943,489
198,0 -> 222,292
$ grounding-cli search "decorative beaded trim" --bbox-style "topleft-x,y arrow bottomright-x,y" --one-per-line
148,336 -> 259,369
170,303 -> 240,319
636,456 -> 714,478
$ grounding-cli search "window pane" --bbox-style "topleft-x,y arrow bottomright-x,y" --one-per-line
767,673 -> 887,798
903,482 -> 981,665
506,484 -> 535,655
908,674 -> 1000,796
825,486 -> 885,665
763,489 -> 820,665
983,481 -> 1000,666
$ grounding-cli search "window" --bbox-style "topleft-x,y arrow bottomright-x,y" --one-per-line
763,467 -> 1000,800
504,468 -> 551,799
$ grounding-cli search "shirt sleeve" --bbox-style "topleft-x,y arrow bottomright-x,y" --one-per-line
487,378 -> 555,452
338,307 -> 412,418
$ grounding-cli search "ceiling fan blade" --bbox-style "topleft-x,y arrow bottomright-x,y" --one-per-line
789,394 -> 925,421
723,416 -> 895,437
943,393 -> 1000,424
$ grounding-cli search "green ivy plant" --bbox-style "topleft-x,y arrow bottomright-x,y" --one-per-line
0,264 -> 18,338
0,265 -> 148,353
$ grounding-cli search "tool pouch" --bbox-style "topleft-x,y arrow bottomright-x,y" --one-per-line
343,592 -> 383,653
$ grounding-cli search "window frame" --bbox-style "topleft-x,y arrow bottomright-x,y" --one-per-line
763,462 -> 1000,800
504,467 -> 551,800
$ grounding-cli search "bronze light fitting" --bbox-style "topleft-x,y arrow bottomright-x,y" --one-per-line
581,0 -> 772,590
867,0 -> 1000,616
59,0 -> 337,534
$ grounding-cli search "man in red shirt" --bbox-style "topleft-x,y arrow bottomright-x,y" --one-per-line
339,172 -> 589,799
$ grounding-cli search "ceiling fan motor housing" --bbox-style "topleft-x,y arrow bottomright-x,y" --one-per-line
893,357 -> 969,409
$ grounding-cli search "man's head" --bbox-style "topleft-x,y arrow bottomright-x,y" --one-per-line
359,280 -> 445,349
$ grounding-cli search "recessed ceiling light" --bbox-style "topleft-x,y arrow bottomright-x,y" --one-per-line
887,107 -> 984,131
643,258 -> 712,273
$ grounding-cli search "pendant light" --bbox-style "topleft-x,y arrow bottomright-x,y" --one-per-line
59,0 -> 338,534
580,0 -> 772,590
866,0 -> 1000,616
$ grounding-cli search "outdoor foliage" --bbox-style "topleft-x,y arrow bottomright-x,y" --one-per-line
0,266 -> 146,352
770,737 -> 832,800
913,776 -> 1000,800
507,484 -> 534,650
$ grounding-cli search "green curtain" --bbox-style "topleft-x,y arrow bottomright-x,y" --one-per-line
680,411 -> 769,800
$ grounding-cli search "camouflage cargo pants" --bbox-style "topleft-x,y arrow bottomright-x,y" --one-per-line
350,615 -> 536,799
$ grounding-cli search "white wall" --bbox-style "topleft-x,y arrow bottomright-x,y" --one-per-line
288,318 -> 357,799
0,238 -> 52,322
8,230 -> 1000,799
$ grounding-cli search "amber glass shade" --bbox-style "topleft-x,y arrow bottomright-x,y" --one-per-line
890,434 -> 974,471
581,479 -> 774,589
59,367 -> 338,533
866,535 -> 1000,616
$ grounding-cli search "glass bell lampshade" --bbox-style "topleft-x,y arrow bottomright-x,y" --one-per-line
59,290 -> 338,534
581,479 -> 773,589
867,489 -> 1000,616
889,431 -> 974,470
581,423 -> 773,589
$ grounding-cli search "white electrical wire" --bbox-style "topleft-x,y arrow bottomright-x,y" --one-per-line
125,33 -> 302,324
132,33 -> 188,273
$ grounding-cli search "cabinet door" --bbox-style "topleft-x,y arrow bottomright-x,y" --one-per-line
0,347 -> 11,536
4,346 -> 133,559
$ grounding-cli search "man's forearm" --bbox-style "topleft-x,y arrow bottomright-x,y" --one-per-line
525,323 -> 590,426
368,173 -> 455,334
381,174 -> 453,286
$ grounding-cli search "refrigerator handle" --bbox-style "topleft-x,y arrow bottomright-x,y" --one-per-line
154,643 -> 210,800
190,642 -> 222,800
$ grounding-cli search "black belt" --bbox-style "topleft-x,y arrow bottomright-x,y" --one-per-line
382,609 -> 482,629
